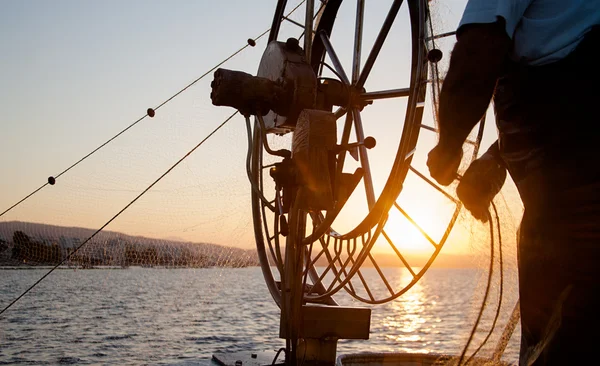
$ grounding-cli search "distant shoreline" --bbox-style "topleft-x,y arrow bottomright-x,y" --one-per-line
0,265 -> 259,270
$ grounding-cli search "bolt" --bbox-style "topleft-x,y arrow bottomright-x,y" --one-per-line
285,38 -> 299,51
427,49 -> 443,63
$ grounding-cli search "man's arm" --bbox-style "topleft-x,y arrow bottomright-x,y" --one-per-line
428,20 -> 511,185
456,139 -> 507,222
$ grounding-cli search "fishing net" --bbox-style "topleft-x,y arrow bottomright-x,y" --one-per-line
0,1 -> 523,365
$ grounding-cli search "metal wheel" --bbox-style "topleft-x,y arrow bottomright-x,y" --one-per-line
250,0 -> 484,307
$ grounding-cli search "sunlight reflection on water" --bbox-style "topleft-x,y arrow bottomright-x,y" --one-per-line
0,267 -> 519,365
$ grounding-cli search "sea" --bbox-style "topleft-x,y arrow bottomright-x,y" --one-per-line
0,267 -> 520,365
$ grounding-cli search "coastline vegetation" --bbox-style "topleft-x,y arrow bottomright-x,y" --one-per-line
0,226 -> 258,269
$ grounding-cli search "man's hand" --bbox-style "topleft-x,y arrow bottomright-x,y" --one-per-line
456,153 -> 507,222
429,20 -> 511,187
427,143 -> 463,186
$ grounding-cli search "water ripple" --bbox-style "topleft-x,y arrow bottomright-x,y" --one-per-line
0,267 -> 520,365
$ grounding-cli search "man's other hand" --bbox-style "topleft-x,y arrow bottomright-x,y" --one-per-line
456,153 -> 507,222
427,144 -> 462,186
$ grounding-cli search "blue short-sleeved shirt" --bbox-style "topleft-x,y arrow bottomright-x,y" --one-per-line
459,0 -> 600,65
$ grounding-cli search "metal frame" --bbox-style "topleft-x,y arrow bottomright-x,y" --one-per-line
250,0 -> 486,307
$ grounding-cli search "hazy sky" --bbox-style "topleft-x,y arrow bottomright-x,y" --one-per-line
0,1 -> 521,259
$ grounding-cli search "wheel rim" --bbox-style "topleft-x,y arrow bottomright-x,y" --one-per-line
251,0 -> 483,306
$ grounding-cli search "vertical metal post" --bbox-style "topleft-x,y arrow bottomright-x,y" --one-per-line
304,0 -> 314,62
352,0 -> 365,83
352,109 -> 376,209
283,199 -> 307,366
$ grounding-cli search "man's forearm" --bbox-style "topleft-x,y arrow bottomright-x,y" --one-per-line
437,21 -> 511,152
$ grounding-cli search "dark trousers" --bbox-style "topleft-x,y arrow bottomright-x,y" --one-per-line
493,27 -> 600,365
517,176 -> 600,365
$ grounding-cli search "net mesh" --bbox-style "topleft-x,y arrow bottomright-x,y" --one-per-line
0,1 -> 523,365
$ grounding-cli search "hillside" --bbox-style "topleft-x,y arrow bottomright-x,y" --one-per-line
0,221 -> 259,268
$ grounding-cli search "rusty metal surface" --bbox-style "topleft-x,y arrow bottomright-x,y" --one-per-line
257,40 -> 317,134
291,109 -> 336,211
210,68 -> 285,116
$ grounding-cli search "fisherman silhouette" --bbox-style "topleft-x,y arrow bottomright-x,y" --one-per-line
426,1 -> 600,364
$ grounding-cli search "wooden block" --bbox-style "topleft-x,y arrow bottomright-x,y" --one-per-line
299,304 -> 371,340
292,110 -> 337,211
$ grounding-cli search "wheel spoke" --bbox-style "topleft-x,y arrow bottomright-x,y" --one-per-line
269,0 -> 288,43
325,238 -> 358,293
367,253 -> 395,296
333,107 -> 347,119
334,247 -> 358,293
318,31 -> 350,85
393,202 -> 439,249
333,112 -> 354,202
361,88 -> 410,101
419,124 -> 480,146
350,263 -> 375,302
306,248 -> 325,273
282,15 -> 306,30
419,124 -> 437,133
313,238 -> 344,287
262,162 -> 278,170
264,211 -> 284,274
404,147 -> 416,161
409,165 -> 458,202
351,109 -> 376,208
304,0 -> 314,61
382,229 -> 416,277
303,236 -> 331,279
425,30 -> 456,42
356,0 -> 404,89
339,240 -> 373,301
440,204 -> 462,250
352,0 -> 365,83
318,251 -> 348,293
302,239 -> 315,296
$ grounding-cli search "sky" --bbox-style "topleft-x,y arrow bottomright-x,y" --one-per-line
0,0 -> 523,263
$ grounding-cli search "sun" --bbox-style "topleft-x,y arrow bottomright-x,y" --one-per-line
379,210 -> 436,256
373,180 -> 459,258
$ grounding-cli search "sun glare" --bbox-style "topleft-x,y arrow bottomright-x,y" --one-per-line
380,211 -> 436,256
374,179 -> 458,258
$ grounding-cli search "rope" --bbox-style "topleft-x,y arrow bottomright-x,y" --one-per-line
456,208 -> 496,365
0,0 -> 307,219
0,111 -> 237,317
464,201 -> 505,364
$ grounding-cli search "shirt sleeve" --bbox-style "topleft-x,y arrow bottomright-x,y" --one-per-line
458,0 -> 534,39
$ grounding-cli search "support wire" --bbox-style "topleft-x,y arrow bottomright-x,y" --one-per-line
0,112 -> 238,316
0,1 -> 307,219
